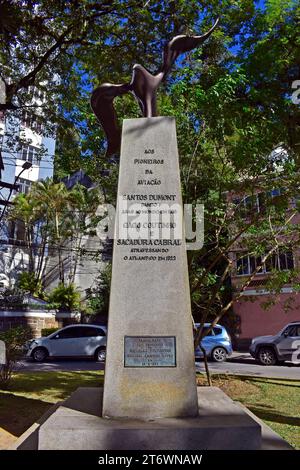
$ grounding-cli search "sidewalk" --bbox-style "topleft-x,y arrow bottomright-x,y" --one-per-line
0,428 -> 17,450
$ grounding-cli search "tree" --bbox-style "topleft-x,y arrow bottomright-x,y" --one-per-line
32,179 -> 71,283
8,178 -> 103,294
3,1 -> 300,377
0,326 -> 32,389
154,0 -> 300,354
51,1 -> 300,359
0,0 -> 205,151
85,263 -> 112,318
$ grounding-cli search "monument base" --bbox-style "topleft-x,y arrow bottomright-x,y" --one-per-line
11,386 -> 291,450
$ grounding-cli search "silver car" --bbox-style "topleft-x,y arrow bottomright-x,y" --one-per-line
249,321 -> 300,365
26,324 -> 107,362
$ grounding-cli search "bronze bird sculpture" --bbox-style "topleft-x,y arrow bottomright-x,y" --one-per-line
91,18 -> 219,157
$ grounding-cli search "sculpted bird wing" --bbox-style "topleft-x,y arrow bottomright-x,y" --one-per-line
162,17 -> 219,76
91,83 -> 130,158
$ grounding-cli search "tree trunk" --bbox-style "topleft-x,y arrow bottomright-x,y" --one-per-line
199,343 -> 212,386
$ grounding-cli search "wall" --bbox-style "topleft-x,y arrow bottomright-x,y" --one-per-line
234,291 -> 300,349
0,311 -> 58,337
0,311 -> 80,337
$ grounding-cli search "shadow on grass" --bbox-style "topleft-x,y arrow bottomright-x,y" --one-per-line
248,404 -> 300,427
5,371 -> 103,400
0,392 -> 51,437
248,379 -> 300,388
0,371 -> 105,439
216,374 -> 300,388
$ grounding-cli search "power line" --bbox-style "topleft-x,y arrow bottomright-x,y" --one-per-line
0,239 -> 107,254
2,155 -> 54,163
0,148 -> 98,160
2,161 -> 54,170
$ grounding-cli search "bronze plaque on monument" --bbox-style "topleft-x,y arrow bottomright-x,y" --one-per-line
124,336 -> 176,367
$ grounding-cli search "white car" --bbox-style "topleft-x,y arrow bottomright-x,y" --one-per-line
26,324 -> 107,362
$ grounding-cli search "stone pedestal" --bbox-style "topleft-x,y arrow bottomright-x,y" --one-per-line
36,387 -> 262,450
103,117 -> 198,419
12,386 -> 293,450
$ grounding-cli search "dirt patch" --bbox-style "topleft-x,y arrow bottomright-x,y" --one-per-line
196,374 -> 260,400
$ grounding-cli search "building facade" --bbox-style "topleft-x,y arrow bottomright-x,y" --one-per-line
0,92 -> 55,286
229,187 -> 300,349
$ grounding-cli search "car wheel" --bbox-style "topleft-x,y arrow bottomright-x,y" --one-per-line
257,347 -> 277,366
32,347 -> 48,362
95,347 -> 106,362
211,347 -> 227,362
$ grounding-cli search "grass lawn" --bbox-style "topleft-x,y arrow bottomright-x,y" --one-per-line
197,374 -> 300,449
0,371 -> 103,447
0,371 -> 299,449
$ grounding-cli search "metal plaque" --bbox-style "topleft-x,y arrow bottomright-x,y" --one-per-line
124,336 -> 176,367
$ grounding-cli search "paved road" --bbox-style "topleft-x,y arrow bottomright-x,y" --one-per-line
17,352 -> 300,380
196,353 -> 300,380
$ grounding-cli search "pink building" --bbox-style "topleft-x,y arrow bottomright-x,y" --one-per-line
233,285 -> 300,349
229,188 -> 300,349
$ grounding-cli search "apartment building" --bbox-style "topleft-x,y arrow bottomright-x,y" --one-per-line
0,89 -> 55,285
229,186 -> 300,349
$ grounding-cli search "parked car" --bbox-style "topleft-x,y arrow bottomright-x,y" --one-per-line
194,323 -> 233,362
26,324 -> 107,362
249,321 -> 300,365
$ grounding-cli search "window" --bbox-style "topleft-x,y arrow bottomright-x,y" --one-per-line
54,327 -> 89,339
236,195 -> 259,218
244,195 -> 258,215
83,327 -> 106,337
202,327 -> 213,337
234,189 -> 286,219
22,111 -> 43,133
264,253 -> 277,273
20,145 -> 39,164
237,254 -> 261,275
200,327 -> 222,337
283,325 -> 300,337
213,327 -> 222,336
236,250 -> 294,276
236,255 -> 250,275
17,178 -> 32,194
278,251 -> 294,271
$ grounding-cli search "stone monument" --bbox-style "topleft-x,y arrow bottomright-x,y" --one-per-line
102,116 -> 198,419
13,18 -> 280,450
91,19 -> 221,421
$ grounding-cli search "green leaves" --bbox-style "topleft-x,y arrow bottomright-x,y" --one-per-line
47,283 -> 81,312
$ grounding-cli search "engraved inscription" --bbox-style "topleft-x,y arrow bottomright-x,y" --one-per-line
124,336 -> 176,367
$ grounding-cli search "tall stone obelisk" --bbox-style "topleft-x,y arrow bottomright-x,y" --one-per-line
102,117 -> 198,419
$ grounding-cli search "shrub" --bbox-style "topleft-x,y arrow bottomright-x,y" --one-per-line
41,327 -> 59,337
0,326 -> 32,389
85,264 -> 112,316
0,287 -> 25,310
17,272 -> 44,298
47,283 -> 81,312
